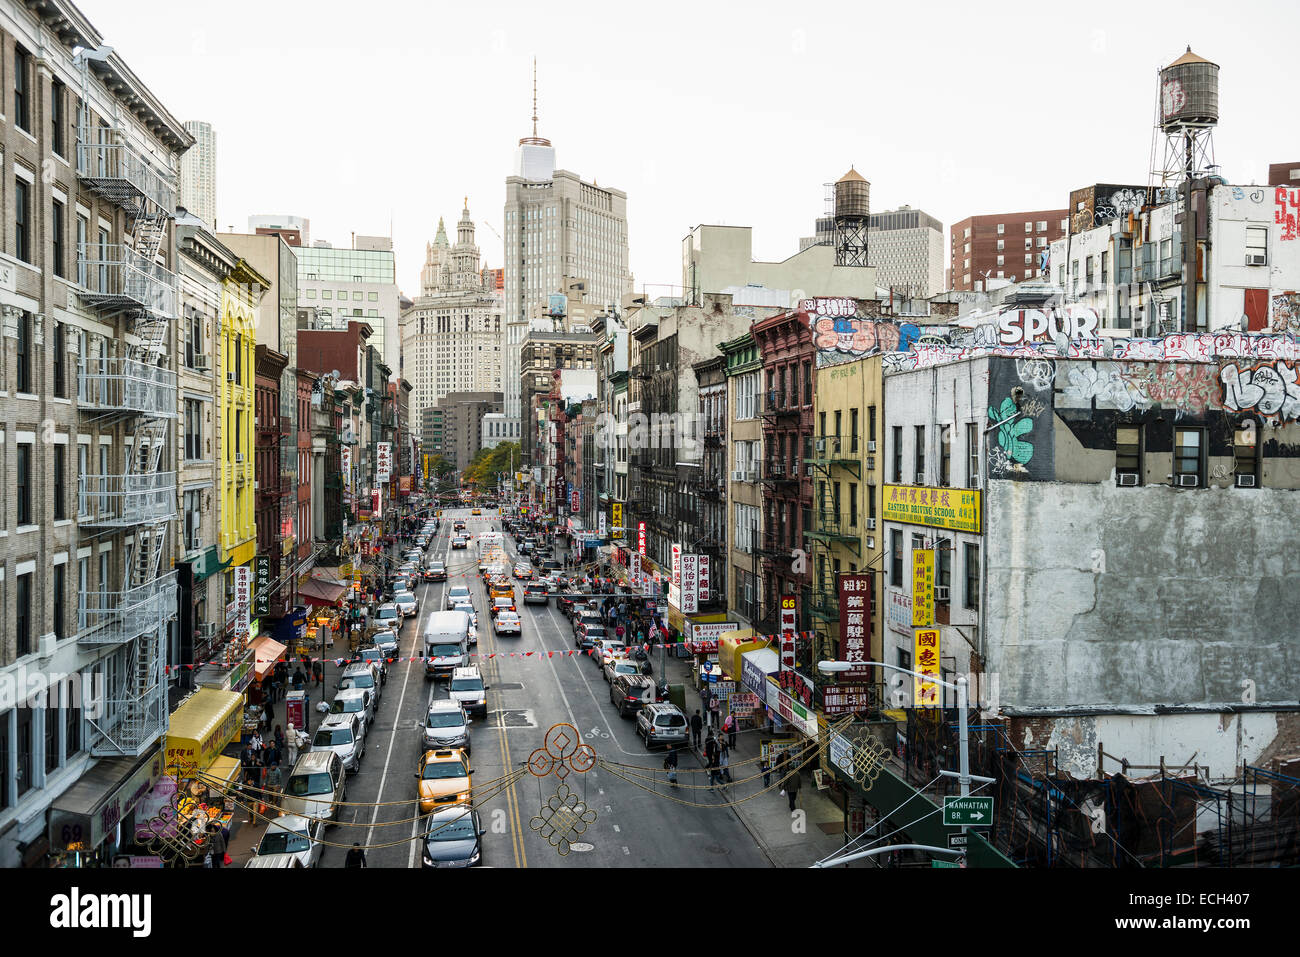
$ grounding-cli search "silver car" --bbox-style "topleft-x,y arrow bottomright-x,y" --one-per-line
312,713 -> 364,773
422,698 -> 472,754
446,585 -> 472,610
254,813 -> 324,868
393,590 -> 418,617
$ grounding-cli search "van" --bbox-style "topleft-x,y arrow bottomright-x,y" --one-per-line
281,751 -> 347,823
610,674 -> 656,718
424,610 -> 471,679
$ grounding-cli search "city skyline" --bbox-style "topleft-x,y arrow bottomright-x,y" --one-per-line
76,0 -> 1300,298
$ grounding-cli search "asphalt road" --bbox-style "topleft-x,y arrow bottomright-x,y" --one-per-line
314,507 -> 767,869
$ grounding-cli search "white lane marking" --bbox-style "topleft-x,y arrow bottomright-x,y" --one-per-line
622,846 -> 630,855
612,824 -> 620,833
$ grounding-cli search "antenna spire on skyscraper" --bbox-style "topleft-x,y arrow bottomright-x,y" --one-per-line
532,57 -> 539,137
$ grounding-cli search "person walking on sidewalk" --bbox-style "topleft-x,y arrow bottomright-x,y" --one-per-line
286,723 -> 299,766
719,737 -> 732,784
690,710 -> 703,749
292,667 -> 305,692
722,712 -> 737,750
704,733 -> 721,785
663,747 -> 678,788
783,757 -> 802,812
345,843 -> 367,868
311,659 -> 323,687
205,823 -> 227,868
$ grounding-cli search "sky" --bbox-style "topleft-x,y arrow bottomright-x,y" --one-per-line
78,0 -> 1300,298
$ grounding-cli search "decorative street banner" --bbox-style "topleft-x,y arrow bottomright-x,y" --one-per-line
233,566 -> 252,638
914,627 -> 940,707
883,484 -> 981,534
253,555 -> 271,618
680,554 -> 700,615
376,442 -> 392,483
637,521 -> 647,556
837,573 -> 873,680
698,555 -> 711,605
612,503 -> 624,533
912,550 -> 934,627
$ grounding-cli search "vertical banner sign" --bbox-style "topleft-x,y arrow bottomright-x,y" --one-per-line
373,489 -> 382,520
341,447 -> 352,490
253,555 -> 271,618
671,544 -> 682,586
376,442 -> 392,483
837,573 -> 873,680
571,488 -> 580,513
681,554 -> 700,614
669,543 -> 682,608
914,628 -> 940,706
637,521 -> 647,556
780,594 -> 798,671
598,512 -> 607,536
697,555 -> 710,606
233,566 -> 252,639
912,549 -> 934,627
630,552 -> 642,585
612,503 -> 623,533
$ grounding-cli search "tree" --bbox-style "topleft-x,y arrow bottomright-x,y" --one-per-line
464,442 -> 520,493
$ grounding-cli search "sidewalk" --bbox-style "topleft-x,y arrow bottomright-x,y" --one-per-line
659,648 -> 850,869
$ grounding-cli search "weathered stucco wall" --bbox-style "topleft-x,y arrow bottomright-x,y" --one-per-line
986,478 -> 1300,716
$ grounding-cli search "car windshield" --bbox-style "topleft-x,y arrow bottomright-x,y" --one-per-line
314,729 -> 352,746
431,564 -> 445,571
660,715 -> 686,727
494,599 -> 511,607
260,830 -> 311,854
430,644 -> 462,657
426,712 -> 464,729
332,699 -> 362,714
341,674 -> 373,690
422,760 -> 467,780
615,662 -> 637,674
285,773 -> 333,796
451,678 -> 484,693
427,817 -> 477,842
450,589 -> 470,599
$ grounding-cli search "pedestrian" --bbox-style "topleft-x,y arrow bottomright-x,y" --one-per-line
263,692 -> 274,724
705,732 -> 719,766
263,762 -> 283,811
274,724 -> 287,757
783,756 -> 802,812
690,710 -> 703,749
292,667 -> 305,691
723,712 -> 737,750
705,736 -> 722,787
263,740 -> 280,769
720,737 -> 732,783
345,842 -> 367,868
708,690 -> 720,729
286,723 -> 299,766
663,747 -> 678,788
312,659 -> 323,687
206,823 -> 227,868
615,623 -> 625,641
699,683 -> 711,717
249,730 -> 264,754
761,755 -> 772,790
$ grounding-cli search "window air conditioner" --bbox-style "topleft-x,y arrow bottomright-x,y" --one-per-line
867,440 -> 877,453
1177,474 -> 1199,487
865,537 -> 875,550
815,438 -> 826,453
1117,473 -> 1140,486
866,518 -> 876,530
193,355 -> 210,371
236,452 -> 245,463
865,457 -> 875,471
1246,254 -> 1266,266
731,470 -> 744,482
933,585 -> 950,602
227,371 -> 236,382
1235,474 -> 1257,488
915,473 -> 925,485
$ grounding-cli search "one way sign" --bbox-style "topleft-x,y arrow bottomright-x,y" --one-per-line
943,795 -> 993,827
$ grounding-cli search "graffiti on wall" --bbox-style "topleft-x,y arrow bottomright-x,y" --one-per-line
1272,293 -> 1300,334
1220,362 -> 1300,422
1063,363 -> 1219,418
803,298 -> 921,367
1276,187 -> 1300,242
986,357 -> 1055,481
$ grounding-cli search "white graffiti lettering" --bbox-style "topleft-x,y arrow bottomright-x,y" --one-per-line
1219,362 -> 1300,422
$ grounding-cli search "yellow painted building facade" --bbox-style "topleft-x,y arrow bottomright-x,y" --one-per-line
218,263 -> 266,576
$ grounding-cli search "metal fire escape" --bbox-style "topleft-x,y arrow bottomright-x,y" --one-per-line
73,63 -> 180,758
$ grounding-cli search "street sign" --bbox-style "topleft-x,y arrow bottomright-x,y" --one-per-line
932,859 -> 962,868
942,796 -> 993,827
947,831 -> 987,850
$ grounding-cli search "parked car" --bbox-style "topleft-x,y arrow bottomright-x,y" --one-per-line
330,688 -> 375,738
338,661 -> 383,706
604,656 -> 650,684
610,674 -> 657,718
592,639 -> 626,669
636,702 -> 689,750
311,713 -> 364,773
371,603 -> 401,631
354,646 -> 390,682
254,813 -> 324,868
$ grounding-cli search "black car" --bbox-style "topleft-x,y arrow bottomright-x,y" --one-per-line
421,807 -> 485,868
426,561 -> 447,582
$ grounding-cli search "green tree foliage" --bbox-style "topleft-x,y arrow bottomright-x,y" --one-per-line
463,442 -> 520,492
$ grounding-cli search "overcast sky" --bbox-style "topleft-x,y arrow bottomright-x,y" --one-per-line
79,0 -> 1299,298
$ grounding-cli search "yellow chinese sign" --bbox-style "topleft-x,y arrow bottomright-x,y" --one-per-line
883,485 -> 981,534
612,503 -> 624,532
914,628 -> 940,707
912,550 -> 934,627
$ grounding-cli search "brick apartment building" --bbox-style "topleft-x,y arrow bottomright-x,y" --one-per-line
948,208 -> 1069,291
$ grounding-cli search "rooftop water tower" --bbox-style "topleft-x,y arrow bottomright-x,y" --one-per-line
833,167 -> 870,266
1154,47 -> 1219,185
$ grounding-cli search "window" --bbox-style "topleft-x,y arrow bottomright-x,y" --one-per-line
15,708 -> 33,798
15,179 -> 31,263
52,78 -> 67,157
15,310 -> 31,393
76,215 -> 88,285
868,406 -> 876,444
13,45 -> 31,132
45,697 -> 59,773
936,539 -> 951,599
17,572 -> 33,657
996,223 -> 1005,235
185,399 -> 203,460
890,530 -> 903,585
892,426 -> 903,483
1085,255 -> 1095,288
1233,426 -> 1258,485
54,444 -> 66,520
1116,426 -> 1141,483
77,444 -> 88,516
849,483 -> 858,527
850,409 -> 859,453
98,226 -> 109,291
963,543 -> 980,609
1025,222 -> 1033,233
53,322 -> 66,398
1173,428 -> 1203,486
65,675 -> 81,758
52,199 -> 66,278
1246,226 -> 1267,265
1024,238 -> 1032,251
0,714 -> 7,811
914,426 -> 925,482
1036,221 -> 1047,232
53,563 -> 66,641
997,255 -> 1005,266
997,239 -> 1005,251
17,442 -> 32,525
1101,250 -> 1109,285
940,425 -> 951,486
897,647 -> 912,673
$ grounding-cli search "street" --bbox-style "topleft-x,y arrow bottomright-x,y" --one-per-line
292,508 -> 770,868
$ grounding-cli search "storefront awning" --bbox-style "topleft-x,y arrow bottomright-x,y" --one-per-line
718,633 -> 765,678
298,579 -> 347,606
48,745 -> 165,853
740,648 -> 780,705
164,688 -> 245,773
203,754 -> 242,790
250,636 -> 287,678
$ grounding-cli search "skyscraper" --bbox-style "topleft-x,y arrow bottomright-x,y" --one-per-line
502,61 -> 630,448
180,120 -> 216,227
401,201 -> 504,427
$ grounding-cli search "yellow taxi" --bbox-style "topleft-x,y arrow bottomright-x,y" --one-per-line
488,579 -> 514,602
417,749 -> 473,812
471,508 -> 482,516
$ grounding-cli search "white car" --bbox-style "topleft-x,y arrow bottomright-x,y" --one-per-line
255,814 -> 324,868
393,590 -> 418,617
446,585 -> 472,610
494,611 -> 521,636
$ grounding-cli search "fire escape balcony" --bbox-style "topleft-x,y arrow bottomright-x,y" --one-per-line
758,533 -> 793,564
762,390 -> 799,422
761,462 -> 798,487
78,472 -> 178,528
806,434 -> 862,478
807,510 -> 861,547
76,357 -> 177,420
76,130 -> 176,215
76,243 -> 178,319
77,571 -> 179,647
808,582 -> 841,621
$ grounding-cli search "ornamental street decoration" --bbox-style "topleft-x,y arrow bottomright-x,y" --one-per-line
528,724 -> 599,857
528,722 -> 596,782
530,782 -> 598,857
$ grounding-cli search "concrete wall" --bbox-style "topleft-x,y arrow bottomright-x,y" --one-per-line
685,225 -> 879,303
985,477 -> 1300,716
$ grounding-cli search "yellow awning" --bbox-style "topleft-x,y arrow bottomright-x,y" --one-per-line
718,633 -> 765,678
165,688 -> 245,773
205,754 -> 242,790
